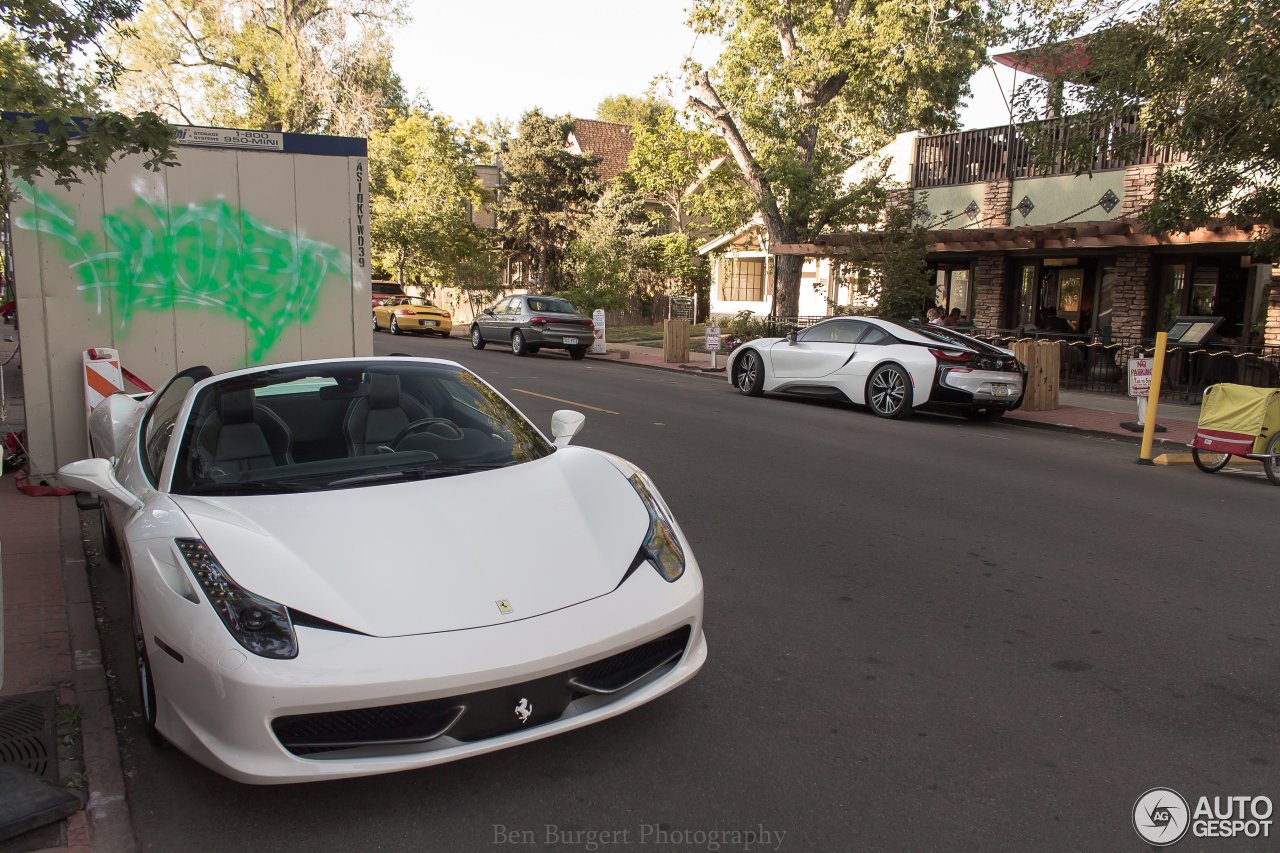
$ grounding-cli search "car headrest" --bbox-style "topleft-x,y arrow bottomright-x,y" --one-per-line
368,373 -> 402,409
219,389 -> 256,425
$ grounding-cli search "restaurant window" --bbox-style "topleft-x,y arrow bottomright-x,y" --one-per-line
1096,265 -> 1115,340
934,266 -> 974,319
1191,265 -> 1218,315
1017,264 -> 1037,328
1158,263 -> 1187,330
721,257 -> 766,302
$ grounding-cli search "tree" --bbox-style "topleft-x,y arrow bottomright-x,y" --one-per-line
0,1 -> 175,206
595,93 -> 664,128
497,109 -> 600,292
684,0 -> 1001,318
1010,0 -> 1280,255
109,0 -> 406,136
368,111 -> 493,291
563,187 -> 653,310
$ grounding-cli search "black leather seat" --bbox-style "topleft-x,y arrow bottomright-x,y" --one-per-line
343,373 -> 431,455
195,389 -> 294,476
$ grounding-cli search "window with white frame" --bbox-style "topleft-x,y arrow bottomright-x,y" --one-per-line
720,257 -> 766,301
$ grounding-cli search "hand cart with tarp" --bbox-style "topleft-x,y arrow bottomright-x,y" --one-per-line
1190,383 -> 1280,485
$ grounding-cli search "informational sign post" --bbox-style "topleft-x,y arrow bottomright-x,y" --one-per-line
705,324 -> 721,369
1123,354 -> 1166,434
591,309 -> 606,355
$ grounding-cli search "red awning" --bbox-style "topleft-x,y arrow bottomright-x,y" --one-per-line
992,34 -> 1097,85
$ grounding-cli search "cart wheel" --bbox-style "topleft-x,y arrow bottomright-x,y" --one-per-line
1193,448 -> 1231,473
1263,433 -> 1280,487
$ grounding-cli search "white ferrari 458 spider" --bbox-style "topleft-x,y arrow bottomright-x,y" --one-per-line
59,356 -> 706,784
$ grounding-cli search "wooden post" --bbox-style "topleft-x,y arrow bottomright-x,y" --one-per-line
1011,340 -> 1060,411
663,319 -> 690,363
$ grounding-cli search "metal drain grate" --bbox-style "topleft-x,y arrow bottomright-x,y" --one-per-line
0,692 -> 57,781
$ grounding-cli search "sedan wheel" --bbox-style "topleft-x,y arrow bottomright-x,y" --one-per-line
867,363 -> 911,419
512,330 -> 528,356
736,350 -> 764,396
471,326 -> 486,349
390,315 -> 401,335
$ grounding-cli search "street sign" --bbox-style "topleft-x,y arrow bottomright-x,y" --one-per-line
671,296 -> 693,321
1128,357 -> 1153,397
705,325 -> 721,353
591,309 -> 606,354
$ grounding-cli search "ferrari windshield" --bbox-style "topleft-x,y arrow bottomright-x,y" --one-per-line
169,361 -> 553,495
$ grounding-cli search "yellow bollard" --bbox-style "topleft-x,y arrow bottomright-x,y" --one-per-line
1138,331 -> 1169,464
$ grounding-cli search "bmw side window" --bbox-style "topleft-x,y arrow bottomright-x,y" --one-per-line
860,326 -> 891,345
834,321 -> 870,344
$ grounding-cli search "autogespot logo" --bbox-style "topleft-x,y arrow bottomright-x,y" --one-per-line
1134,788 -> 1190,846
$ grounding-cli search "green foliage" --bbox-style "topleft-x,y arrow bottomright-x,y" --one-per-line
596,94 -> 665,128
714,309 -> 770,340
685,0 -> 1002,316
858,204 -> 934,322
497,109 -> 601,291
562,187 -> 649,310
1011,0 -> 1280,256
110,0 -> 406,135
0,2 -> 176,206
368,110 -> 494,292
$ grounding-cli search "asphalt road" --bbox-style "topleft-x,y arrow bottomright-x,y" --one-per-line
83,333 -> 1280,852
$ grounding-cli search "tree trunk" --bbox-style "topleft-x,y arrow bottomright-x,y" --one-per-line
772,253 -> 804,319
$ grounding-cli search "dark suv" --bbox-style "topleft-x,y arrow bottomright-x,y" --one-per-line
470,295 -> 596,359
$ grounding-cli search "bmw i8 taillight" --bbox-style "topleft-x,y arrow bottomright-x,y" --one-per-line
176,539 -> 298,659
929,347 -> 972,364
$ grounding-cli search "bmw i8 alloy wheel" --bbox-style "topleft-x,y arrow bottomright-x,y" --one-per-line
868,364 -> 911,418
736,351 -> 764,396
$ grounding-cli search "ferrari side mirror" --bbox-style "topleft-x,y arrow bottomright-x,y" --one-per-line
550,410 -> 586,447
58,458 -> 143,512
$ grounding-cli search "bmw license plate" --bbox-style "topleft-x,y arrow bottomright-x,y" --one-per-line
420,319 -> 438,327
991,383 -> 1009,397
563,337 -> 579,345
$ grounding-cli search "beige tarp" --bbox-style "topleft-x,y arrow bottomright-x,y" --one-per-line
1198,383 -> 1280,454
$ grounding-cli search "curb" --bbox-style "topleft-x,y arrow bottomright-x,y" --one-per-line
59,497 -> 135,853
588,353 -> 727,381
998,415 -> 1191,450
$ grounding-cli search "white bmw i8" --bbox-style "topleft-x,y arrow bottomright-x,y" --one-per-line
728,317 -> 1025,420
59,357 -> 706,784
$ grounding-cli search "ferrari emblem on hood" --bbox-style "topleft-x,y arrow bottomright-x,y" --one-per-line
496,599 -> 513,614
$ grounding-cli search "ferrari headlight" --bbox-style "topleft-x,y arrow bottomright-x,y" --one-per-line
627,473 -> 686,582
176,539 -> 298,659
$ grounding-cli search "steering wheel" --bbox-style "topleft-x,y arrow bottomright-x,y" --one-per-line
392,418 -> 464,449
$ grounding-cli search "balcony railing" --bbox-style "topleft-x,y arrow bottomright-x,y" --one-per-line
912,114 -> 1184,189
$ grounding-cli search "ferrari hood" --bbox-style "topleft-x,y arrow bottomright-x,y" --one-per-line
169,448 -> 649,638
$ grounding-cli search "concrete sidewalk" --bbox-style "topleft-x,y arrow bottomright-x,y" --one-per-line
0,332 -> 1202,852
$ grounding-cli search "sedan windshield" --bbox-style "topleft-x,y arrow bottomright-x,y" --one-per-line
169,361 -> 553,495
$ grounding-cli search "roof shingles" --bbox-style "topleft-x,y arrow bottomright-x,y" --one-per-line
568,118 -> 634,182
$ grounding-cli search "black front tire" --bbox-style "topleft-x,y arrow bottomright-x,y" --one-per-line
512,330 -> 528,356
1193,447 -> 1230,473
131,587 -> 165,747
866,363 -> 912,419
1263,432 -> 1280,486
371,313 -> 379,332
735,350 -> 764,396
389,315 -> 402,335
99,504 -> 121,564
470,326 -> 486,349
568,346 -> 587,360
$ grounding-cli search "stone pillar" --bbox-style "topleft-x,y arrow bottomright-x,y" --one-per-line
1110,251 -> 1152,339
973,254 -> 1006,328
982,180 -> 1012,227
1265,266 -> 1280,347
1121,164 -> 1160,219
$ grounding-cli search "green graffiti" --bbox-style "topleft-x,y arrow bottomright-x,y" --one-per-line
13,179 -> 351,360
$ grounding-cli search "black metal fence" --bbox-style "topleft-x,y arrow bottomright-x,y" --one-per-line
762,318 -> 1280,405
968,329 -> 1279,405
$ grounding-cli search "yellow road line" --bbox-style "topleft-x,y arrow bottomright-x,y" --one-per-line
510,388 -> 619,415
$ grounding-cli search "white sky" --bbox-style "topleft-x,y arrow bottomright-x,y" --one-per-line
391,0 -> 1017,132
